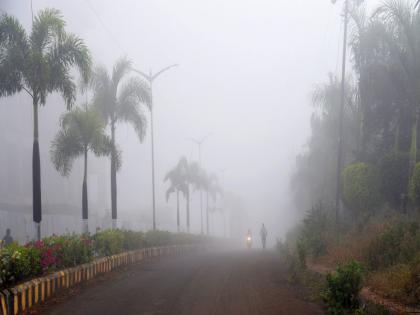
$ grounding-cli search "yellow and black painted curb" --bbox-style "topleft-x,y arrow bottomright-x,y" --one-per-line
0,244 -> 199,315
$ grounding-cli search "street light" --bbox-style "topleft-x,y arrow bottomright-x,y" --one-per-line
188,133 -> 212,234
333,0 -> 354,238
132,64 -> 178,231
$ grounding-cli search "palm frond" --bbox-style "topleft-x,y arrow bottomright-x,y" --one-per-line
0,13 -> 28,97
52,107 -> 110,177
50,128 -> 84,176
117,77 -> 149,141
118,76 -> 151,109
92,65 -> 114,123
112,56 -> 131,89
30,8 -> 65,52
47,32 -> 92,86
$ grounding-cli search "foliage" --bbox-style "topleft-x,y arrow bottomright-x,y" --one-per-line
94,229 -> 124,256
368,264 -> 412,302
378,152 -> 409,207
0,244 -> 32,286
0,230 -> 207,289
122,230 -> 146,251
296,238 -> 307,269
301,203 -> 333,258
321,261 -> 364,315
342,163 -> 382,216
364,220 -> 420,270
51,107 -> 112,176
409,162 -> 420,206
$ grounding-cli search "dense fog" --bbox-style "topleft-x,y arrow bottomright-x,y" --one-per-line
0,0 -> 381,245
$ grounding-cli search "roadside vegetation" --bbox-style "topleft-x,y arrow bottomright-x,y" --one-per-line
287,0 -> 420,313
0,230 -> 209,290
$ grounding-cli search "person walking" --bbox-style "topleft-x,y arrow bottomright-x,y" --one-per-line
2,228 -> 14,246
260,223 -> 267,249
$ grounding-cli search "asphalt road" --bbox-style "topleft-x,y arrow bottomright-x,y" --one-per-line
40,248 -> 324,315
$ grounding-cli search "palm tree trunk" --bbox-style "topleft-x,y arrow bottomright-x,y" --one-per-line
111,122 -> 117,229
32,99 -> 42,241
82,148 -> 89,234
186,187 -> 190,233
176,190 -> 180,232
206,190 -> 209,235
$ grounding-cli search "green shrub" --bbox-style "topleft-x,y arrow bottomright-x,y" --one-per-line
378,152 -> 409,207
144,230 -> 173,247
122,230 -> 146,250
368,264 -> 412,301
0,244 -> 32,286
409,162 -> 420,206
342,163 -> 382,216
301,202 -> 333,258
365,220 -> 420,270
322,260 -> 364,315
94,229 -> 124,256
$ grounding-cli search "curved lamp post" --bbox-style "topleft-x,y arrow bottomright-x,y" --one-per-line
132,64 -> 178,230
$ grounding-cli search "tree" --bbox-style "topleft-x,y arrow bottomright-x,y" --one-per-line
187,161 -> 208,233
50,107 -> 112,233
376,0 -> 420,189
0,9 -> 91,239
203,173 -> 223,235
164,157 -> 189,232
92,57 -> 150,228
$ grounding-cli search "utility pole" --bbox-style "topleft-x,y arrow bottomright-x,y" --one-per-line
189,134 -> 211,234
333,0 -> 350,238
132,64 -> 178,231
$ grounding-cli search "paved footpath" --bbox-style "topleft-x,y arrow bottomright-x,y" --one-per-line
39,249 -> 324,315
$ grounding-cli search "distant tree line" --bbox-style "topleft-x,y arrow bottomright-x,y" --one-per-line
291,0 -> 420,220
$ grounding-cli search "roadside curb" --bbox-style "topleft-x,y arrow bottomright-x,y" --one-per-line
0,244 -> 199,315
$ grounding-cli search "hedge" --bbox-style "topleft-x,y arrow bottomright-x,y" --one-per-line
0,230 -> 209,289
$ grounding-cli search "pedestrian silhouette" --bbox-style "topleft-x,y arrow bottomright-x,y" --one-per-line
260,223 -> 268,249
2,228 -> 14,246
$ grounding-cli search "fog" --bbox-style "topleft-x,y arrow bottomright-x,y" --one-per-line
0,0 -> 380,244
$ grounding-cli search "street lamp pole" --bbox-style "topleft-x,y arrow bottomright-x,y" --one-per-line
189,134 -> 211,234
333,0 -> 349,238
132,64 -> 178,231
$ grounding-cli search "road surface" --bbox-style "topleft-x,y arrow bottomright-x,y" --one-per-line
39,248 -> 324,315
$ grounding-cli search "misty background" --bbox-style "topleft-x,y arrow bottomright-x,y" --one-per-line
0,0 -> 378,244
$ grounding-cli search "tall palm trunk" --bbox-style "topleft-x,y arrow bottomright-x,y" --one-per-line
110,122 -> 117,229
186,187 -> 190,233
206,190 -> 209,235
176,190 -> 180,232
32,99 -> 42,241
82,148 -> 89,234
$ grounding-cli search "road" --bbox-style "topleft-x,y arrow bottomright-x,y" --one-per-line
39,248 -> 324,315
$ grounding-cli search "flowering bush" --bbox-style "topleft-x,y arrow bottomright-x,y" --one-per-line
0,230 -> 209,289
0,244 -> 32,286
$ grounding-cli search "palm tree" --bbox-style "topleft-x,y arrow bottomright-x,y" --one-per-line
0,9 -> 91,239
164,158 -> 188,232
92,57 -> 150,228
203,173 -> 223,235
51,107 -> 111,234
376,0 -> 420,191
187,161 -> 207,233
